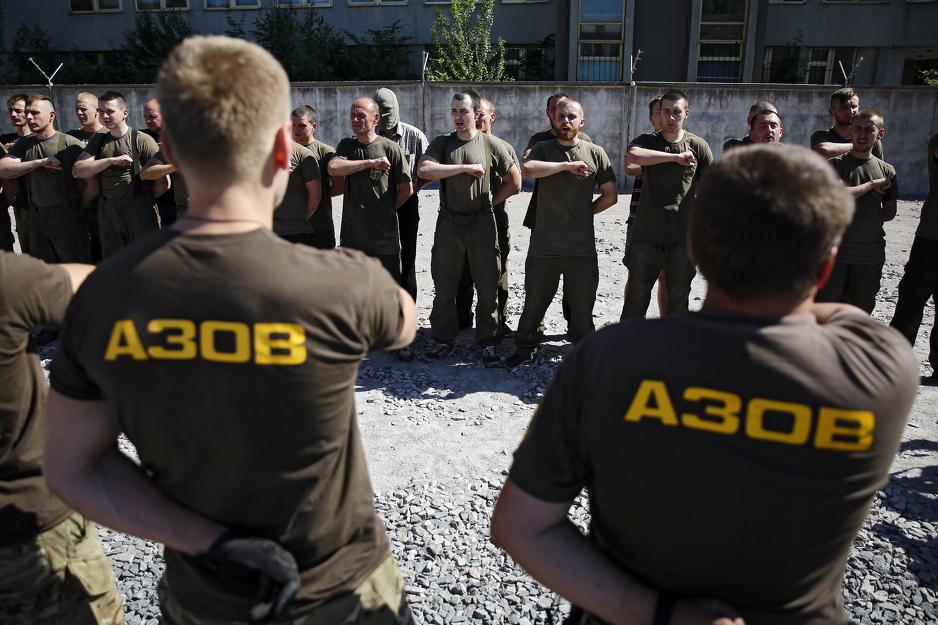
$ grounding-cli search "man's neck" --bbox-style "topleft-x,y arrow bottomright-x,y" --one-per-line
833,122 -> 850,140
15,126 -> 30,137
547,126 -> 558,137
110,122 -> 129,138
296,137 -> 313,147
662,128 -> 685,143
456,126 -> 477,141
35,126 -> 56,141
355,130 -> 378,145
702,288 -> 813,318
173,181 -> 275,234
849,147 -> 873,160
557,135 -> 579,147
83,121 -> 103,133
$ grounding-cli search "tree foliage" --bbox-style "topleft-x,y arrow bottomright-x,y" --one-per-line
913,59 -> 938,86
345,19 -> 414,81
521,34 -> 555,81
7,21 -> 57,85
427,0 -> 510,81
251,2 -> 349,81
119,10 -> 197,83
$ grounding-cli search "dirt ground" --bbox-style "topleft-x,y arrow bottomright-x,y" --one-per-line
346,192 -> 938,497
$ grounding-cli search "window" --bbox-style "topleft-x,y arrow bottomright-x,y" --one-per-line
137,0 -> 189,8
762,47 -> 857,83
823,0 -> 885,3
278,0 -> 331,4
205,0 -> 260,8
350,0 -> 407,5
70,0 -> 122,12
577,0 -> 625,81
503,44 -> 554,80
696,0 -> 747,82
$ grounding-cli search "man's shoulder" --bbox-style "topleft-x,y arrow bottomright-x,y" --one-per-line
136,130 -> 159,149
59,132 -> 84,149
312,138 -> 336,154
398,120 -> 428,141
810,127 -> 839,146
683,131 -> 710,148
528,129 -> 554,143
292,142 -> 315,159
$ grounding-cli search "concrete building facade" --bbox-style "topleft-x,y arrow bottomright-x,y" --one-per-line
2,0 -> 935,85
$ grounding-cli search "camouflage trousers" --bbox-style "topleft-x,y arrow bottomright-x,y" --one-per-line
159,555 -> 415,625
0,512 -> 124,625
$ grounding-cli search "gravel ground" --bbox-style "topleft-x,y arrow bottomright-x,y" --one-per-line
30,191 -> 938,624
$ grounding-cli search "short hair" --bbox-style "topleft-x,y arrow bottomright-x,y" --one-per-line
554,97 -> 583,117
157,36 -> 290,185
661,89 -> 689,107
854,109 -> 884,129
76,92 -> 98,106
689,145 -> 854,301
353,98 -> 378,116
830,88 -> 857,107
453,91 -> 480,112
749,109 -> 781,130
98,91 -> 128,111
26,95 -> 54,112
749,100 -> 776,117
480,98 -> 495,116
648,95 -> 663,116
7,93 -> 27,108
291,105 -> 317,124
547,92 -> 568,109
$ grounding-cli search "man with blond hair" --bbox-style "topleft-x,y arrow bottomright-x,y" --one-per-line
67,92 -> 106,145
46,36 -> 417,625
72,91 -> 162,257
492,145 -> 917,625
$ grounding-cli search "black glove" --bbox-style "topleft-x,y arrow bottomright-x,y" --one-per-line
202,529 -> 301,625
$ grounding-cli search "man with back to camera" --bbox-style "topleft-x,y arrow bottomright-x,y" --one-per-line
375,88 -> 429,335
811,88 -> 883,160
891,132 -> 938,377
2,93 -> 33,254
816,110 -> 898,315
503,98 -> 617,370
72,91 -> 164,257
0,95 -> 95,264
622,89 -> 713,320
455,97 -> 518,336
418,90 -> 521,366
491,144 -> 918,625
722,100 -> 776,153
44,36 -> 418,625
291,104 -> 344,249
0,251 -> 124,624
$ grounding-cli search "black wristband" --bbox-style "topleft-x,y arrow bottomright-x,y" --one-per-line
652,590 -> 677,625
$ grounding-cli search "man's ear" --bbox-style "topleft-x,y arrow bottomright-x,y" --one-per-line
828,107 -> 835,119
877,127 -> 885,141
273,121 -> 291,171
815,247 -> 838,290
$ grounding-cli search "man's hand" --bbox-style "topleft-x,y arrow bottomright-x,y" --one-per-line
673,597 -> 746,625
112,153 -> 134,168
464,163 -> 485,178
870,177 -> 891,194
43,155 -> 63,171
567,161 -> 589,176
370,156 -> 391,171
675,150 -> 696,166
202,530 -> 301,625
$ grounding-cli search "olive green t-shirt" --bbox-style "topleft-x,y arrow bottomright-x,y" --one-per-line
0,252 -> 73,545
302,139 -> 337,236
50,228 -> 402,620
153,149 -> 190,213
1,134 -> 31,209
5,132 -> 84,209
830,153 -> 899,265
67,126 -> 108,147
334,135 -> 410,255
510,310 -> 917,625
84,128 -> 159,201
722,134 -> 752,153
810,126 -> 884,160
426,131 -> 515,216
915,133 -> 938,241
274,144 -> 320,236
527,139 -> 616,257
523,129 -> 593,230
629,130 -> 713,244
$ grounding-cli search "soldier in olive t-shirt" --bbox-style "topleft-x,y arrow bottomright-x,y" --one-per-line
2,131 -> 90,263
622,97 -> 713,320
304,139 -> 338,249
811,126 -> 883,160
508,112 -> 617,368
273,143 -> 320,245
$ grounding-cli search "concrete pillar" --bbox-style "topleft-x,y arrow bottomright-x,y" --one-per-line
743,0 -> 760,82
686,0 -> 702,82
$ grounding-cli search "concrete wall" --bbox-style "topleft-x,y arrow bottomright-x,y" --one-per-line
4,81 -> 935,195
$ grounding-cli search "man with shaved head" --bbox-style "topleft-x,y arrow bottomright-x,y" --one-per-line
504,98 -> 617,369
67,92 -> 106,145
0,95 -> 93,263
723,100 -> 776,153
328,98 -> 413,309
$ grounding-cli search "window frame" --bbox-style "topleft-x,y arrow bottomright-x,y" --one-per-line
136,0 -> 190,10
695,0 -> 748,83
274,0 -> 333,5
349,0 -> 407,6
204,0 -> 261,9
70,0 -> 123,13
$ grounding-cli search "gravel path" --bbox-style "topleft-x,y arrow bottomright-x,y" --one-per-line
33,191 -> 938,624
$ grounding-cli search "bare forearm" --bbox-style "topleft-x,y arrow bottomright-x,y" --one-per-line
417,161 -> 470,181
627,148 -> 677,166
328,158 -> 373,177
395,182 -> 413,209
140,162 -> 176,180
624,161 -> 642,177
521,160 -> 570,179
594,188 -> 618,214
73,158 -> 115,179
812,142 -> 851,159
0,158 -> 48,178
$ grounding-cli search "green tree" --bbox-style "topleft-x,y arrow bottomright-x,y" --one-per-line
252,1 -> 348,81
119,10 -> 197,83
345,19 -> 414,81
427,0 -> 510,81
914,59 -> 938,86
7,22 -> 57,85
